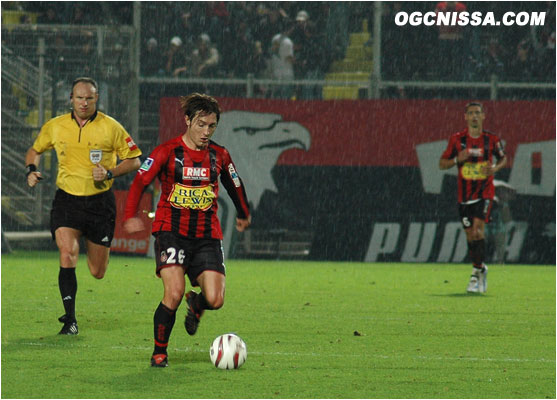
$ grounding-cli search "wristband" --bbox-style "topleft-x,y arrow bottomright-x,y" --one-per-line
26,164 -> 37,177
454,157 -> 458,165
106,170 -> 113,180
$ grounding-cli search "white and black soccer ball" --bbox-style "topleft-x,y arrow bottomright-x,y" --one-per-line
209,333 -> 247,369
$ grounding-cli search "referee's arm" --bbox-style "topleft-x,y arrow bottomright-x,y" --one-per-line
109,157 -> 141,178
25,147 -> 43,187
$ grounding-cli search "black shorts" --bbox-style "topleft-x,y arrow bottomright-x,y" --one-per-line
50,189 -> 116,247
458,199 -> 493,229
153,231 -> 225,286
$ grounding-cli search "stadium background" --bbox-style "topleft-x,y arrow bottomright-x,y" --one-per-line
1,1 -> 555,264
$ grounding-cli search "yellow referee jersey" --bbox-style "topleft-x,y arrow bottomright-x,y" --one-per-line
32,111 -> 142,196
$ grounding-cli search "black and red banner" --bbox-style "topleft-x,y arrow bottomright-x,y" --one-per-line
159,98 -> 555,264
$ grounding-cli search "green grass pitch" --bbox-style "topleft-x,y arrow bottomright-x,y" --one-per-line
2,251 -> 555,398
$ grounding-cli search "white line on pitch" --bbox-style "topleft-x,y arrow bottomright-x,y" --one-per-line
5,341 -> 555,364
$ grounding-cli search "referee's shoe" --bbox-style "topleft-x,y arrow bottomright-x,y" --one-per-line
58,314 -> 79,335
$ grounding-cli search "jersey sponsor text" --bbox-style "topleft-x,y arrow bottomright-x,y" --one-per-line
168,183 -> 216,211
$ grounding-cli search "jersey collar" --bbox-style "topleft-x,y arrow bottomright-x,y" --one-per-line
71,110 -> 98,126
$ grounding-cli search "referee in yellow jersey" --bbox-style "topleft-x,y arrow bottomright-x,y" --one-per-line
25,77 -> 142,335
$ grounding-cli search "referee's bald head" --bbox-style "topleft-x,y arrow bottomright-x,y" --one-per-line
71,77 -> 98,96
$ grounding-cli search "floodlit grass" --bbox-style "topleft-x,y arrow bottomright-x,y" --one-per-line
1,251 -> 555,398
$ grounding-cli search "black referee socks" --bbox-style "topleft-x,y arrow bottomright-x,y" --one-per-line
58,267 -> 77,322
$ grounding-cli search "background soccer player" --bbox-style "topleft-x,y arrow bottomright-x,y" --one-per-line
439,102 -> 507,293
123,93 -> 251,367
25,77 -> 142,335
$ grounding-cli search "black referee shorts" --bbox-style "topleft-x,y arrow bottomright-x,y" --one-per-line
50,189 -> 116,247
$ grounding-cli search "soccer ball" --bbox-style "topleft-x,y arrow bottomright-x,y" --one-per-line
209,333 -> 247,369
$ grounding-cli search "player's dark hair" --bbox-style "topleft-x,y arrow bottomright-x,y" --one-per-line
465,101 -> 484,112
179,93 -> 221,123
70,77 -> 98,97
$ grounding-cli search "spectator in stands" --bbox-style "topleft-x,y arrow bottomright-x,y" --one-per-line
47,34 -> 71,84
506,39 -> 537,82
219,18 -> 254,95
541,31 -> 556,79
205,2 -> 230,48
476,38 -> 505,79
325,3 -> 350,62
66,30 -> 100,80
165,36 -> 189,77
38,4 -> 62,24
249,40 -> 268,78
222,20 -> 253,78
175,11 -> 196,50
289,10 -> 310,78
270,29 -> 295,99
255,5 -> 289,55
435,1 -> 468,80
106,42 -> 129,90
110,2 -> 133,25
228,2 -> 257,25
289,10 -> 328,99
19,13 -> 32,24
348,2 -> 373,35
280,3 -> 299,22
381,2 -> 414,81
69,4 -> 86,25
376,3 -> 440,81
306,2 -> 329,31
141,37 -> 164,77
531,2 -> 556,82
189,33 -> 220,78
250,40 -> 271,97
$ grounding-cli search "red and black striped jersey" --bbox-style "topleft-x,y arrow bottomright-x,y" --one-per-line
125,136 -> 250,239
441,128 -> 505,203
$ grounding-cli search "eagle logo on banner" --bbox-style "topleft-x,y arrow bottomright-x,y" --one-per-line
215,111 -> 311,255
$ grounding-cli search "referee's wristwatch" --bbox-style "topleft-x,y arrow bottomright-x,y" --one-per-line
105,170 -> 114,180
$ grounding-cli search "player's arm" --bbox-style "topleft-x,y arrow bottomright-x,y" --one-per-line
25,147 -> 43,187
482,155 -> 507,176
114,157 -> 142,176
439,136 -> 468,170
93,157 -> 141,181
123,176 -> 151,234
220,151 -> 251,232
482,138 -> 507,176
123,152 -> 164,233
439,156 -> 458,170
98,128 -> 143,181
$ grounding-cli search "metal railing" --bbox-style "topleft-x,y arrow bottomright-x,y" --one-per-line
1,45 -> 53,100
139,74 -> 555,100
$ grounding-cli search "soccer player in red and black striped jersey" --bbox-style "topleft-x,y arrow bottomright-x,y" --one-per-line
124,93 -> 251,367
439,102 -> 506,294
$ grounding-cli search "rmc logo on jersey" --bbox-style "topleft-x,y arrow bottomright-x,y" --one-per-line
183,167 -> 210,181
